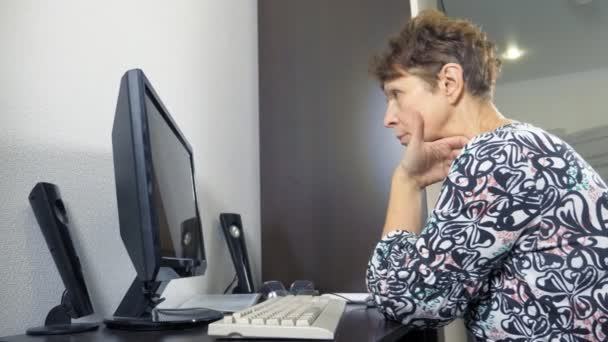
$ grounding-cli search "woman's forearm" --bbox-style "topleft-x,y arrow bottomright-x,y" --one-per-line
382,169 -> 423,238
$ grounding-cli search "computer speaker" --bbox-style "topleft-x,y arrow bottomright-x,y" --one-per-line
219,213 -> 255,293
27,182 -> 99,335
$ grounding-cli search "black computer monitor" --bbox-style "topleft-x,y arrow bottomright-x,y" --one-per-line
106,69 -> 219,329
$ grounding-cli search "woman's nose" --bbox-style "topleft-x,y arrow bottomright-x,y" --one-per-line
383,107 -> 398,128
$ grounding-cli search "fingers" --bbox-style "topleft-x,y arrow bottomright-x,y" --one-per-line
450,149 -> 462,160
438,136 -> 469,150
445,150 -> 461,169
442,152 -> 459,176
443,163 -> 452,177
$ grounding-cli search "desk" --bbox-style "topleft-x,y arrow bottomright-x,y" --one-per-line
1,306 -> 437,342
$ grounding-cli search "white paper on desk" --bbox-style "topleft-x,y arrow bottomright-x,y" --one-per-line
178,293 -> 261,313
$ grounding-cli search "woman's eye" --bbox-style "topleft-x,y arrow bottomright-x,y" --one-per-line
384,89 -> 402,102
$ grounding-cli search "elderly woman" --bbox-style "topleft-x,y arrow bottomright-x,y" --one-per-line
366,9 -> 608,341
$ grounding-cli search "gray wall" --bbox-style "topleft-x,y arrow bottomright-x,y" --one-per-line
259,0 -> 411,291
0,0 -> 260,336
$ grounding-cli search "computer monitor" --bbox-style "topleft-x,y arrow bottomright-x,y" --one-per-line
106,69 -> 219,329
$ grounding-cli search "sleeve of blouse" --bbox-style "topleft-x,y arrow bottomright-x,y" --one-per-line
366,135 -> 543,328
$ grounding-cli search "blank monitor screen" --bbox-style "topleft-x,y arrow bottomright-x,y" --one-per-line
145,91 -> 203,275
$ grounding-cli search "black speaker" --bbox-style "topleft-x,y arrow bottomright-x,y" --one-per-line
219,213 -> 255,293
27,182 -> 99,335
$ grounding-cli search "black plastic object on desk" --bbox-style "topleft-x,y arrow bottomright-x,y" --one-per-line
27,182 -> 99,335
220,213 -> 255,294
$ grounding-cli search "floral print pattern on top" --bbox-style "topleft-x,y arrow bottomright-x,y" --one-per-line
366,122 -> 608,341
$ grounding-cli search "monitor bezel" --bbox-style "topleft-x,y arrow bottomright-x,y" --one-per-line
126,69 -> 207,280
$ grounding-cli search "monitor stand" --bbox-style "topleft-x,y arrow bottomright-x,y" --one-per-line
26,289 -> 99,336
104,278 -> 223,331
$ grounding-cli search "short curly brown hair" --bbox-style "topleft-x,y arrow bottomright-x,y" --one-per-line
371,9 -> 502,100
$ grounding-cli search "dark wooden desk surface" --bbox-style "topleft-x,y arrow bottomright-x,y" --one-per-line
1,306 -> 436,342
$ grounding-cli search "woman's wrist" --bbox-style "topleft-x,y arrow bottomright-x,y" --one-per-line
383,168 -> 424,237
392,167 -> 423,190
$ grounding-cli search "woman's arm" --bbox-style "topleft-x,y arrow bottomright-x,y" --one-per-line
383,169 -> 423,237
383,112 -> 467,238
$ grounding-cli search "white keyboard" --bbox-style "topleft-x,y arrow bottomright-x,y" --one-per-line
208,295 -> 346,340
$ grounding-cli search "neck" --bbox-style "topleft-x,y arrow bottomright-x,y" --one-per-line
448,97 -> 511,139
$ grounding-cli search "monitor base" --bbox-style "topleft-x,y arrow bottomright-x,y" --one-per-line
26,323 -> 99,336
26,294 -> 100,336
104,310 -> 223,331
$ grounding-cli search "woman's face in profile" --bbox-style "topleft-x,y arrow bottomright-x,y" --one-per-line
382,72 -> 451,146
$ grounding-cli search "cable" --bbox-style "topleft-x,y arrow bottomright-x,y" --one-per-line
325,293 -> 355,303
153,307 -> 217,316
60,289 -> 69,305
325,293 -> 374,306
223,274 -> 238,294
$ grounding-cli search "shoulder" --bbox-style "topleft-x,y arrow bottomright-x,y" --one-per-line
465,122 -> 565,157
433,122 -> 547,221
450,123 -> 540,179
455,122 -> 573,170
438,123 -> 543,209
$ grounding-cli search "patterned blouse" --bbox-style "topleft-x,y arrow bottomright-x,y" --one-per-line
366,122 -> 608,341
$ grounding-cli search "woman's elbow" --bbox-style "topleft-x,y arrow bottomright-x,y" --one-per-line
368,283 -> 457,328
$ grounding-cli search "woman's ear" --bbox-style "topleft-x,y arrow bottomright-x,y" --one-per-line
438,63 -> 464,104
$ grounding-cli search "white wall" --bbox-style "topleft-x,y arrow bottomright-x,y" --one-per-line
496,67 -> 608,134
496,67 -> 608,181
0,0 -> 260,336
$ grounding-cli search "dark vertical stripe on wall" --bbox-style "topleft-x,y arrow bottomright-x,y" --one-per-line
259,0 -> 412,292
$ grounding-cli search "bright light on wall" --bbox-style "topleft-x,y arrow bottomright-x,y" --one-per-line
502,46 -> 524,60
